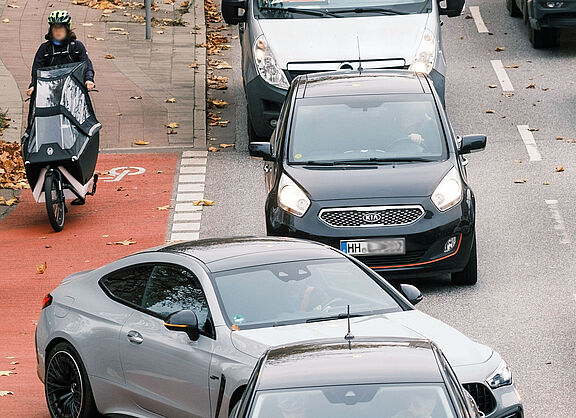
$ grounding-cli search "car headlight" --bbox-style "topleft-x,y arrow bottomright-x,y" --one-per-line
409,29 -> 436,74
254,35 -> 289,89
431,167 -> 462,211
278,174 -> 310,217
486,360 -> 513,389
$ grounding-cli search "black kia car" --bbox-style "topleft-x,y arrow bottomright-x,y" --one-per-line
250,70 -> 486,285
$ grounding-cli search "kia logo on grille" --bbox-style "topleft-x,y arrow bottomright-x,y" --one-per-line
362,212 -> 382,223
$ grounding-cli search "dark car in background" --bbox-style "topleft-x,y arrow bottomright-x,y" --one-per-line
251,70 -> 486,285
232,338 -> 489,418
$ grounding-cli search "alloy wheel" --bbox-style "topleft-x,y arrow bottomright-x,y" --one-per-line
46,351 -> 83,418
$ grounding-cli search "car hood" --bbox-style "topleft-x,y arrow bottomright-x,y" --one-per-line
257,14 -> 429,69
284,160 -> 453,200
231,310 -> 493,368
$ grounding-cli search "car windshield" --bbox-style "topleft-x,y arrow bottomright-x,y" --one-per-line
249,384 -> 456,417
257,0 -> 430,18
288,95 -> 446,164
212,259 -> 402,329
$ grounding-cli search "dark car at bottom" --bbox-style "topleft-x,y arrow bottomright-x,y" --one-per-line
232,338 -> 485,418
251,70 -> 486,285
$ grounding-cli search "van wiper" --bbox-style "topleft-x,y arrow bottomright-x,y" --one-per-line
259,6 -> 341,18
306,313 -> 365,323
330,7 -> 409,16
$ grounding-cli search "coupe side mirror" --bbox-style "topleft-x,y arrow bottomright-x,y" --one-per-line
400,284 -> 423,305
438,0 -> 465,17
164,310 -> 200,341
459,135 -> 487,155
249,142 -> 273,160
222,0 -> 247,24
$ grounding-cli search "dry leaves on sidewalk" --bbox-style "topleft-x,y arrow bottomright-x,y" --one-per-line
0,197 -> 18,206
208,146 -> 220,152
104,54 -> 115,59
204,0 -> 222,23
0,141 -> 29,190
220,143 -> 235,148
207,98 -> 229,108
36,262 -> 47,274
208,59 -> 232,70
133,140 -> 149,146
207,75 -> 228,90
208,112 -> 229,127
165,97 -> 177,103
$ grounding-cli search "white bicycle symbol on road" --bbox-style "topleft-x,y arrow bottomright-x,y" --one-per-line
100,166 -> 146,182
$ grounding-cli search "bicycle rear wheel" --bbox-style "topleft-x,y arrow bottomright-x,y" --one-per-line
44,171 -> 65,232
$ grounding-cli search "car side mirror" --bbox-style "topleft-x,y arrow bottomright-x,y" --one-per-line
459,135 -> 487,155
249,142 -> 273,160
164,310 -> 200,341
400,284 -> 423,305
438,0 -> 465,17
222,0 -> 247,24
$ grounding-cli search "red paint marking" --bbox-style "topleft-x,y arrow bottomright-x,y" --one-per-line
0,153 -> 177,416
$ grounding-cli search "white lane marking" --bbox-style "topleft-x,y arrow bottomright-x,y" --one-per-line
470,6 -> 490,33
171,232 -> 200,240
179,174 -> 206,183
181,157 -> 207,166
517,125 -> 542,161
183,150 -> 208,158
175,203 -> 204,212
490,60 -> 514,92
174,212 -> 202,221
176,192 -> 205,202
178,183 -> 205,192
545,200 -> 571,244
172,222 -> 201,231
180,165 -> 206,174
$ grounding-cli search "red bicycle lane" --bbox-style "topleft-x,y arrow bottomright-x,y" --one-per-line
0,152 -> 178,416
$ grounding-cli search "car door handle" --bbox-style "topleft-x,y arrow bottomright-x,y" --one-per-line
263,164 -> 272,173
127,330 -> 143,344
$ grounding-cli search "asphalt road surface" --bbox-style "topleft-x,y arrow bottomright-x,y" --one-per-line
201,1 -> 576,416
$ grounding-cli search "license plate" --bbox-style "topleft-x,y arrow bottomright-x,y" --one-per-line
340,238 -> 405,256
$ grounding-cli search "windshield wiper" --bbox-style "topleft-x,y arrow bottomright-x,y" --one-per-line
306,313 -> 365,323
329,7 -> 409,16
259,6 -> 341,18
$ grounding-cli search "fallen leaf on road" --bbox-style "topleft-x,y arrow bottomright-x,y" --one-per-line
157,205 -> 170,210
207,75 -> 228,90
36,262 -> 47,274
133,140 -> 149,146
165,97 -> 177,103
207,99 -> 229,108
502,92 -> 514,97
208,146 -> 220,152
81,22 -> 93,26
514,179 -> 527,184
504,64 -> 519,68
130,96 -> 142,100
167,122 -> 179,129
541,87 -> 549,91
464,14 -> 472,19
109,27 -> 125,31
167,129 -> 178,135
102,234 -> 110,238
566,139 -> 576,143
116,186 -> 124,191
494,47 -> 505,52
488,85 -> 497,89
0,197 -> 18,206
188,62 -> 199,68
156,30 -> 164,34
2,19 -> 10,23
543,181 -> 550,185
113,238 -> 136,246
0,371 -> 13,376
95,37 -> 105,41
193,199 -> 215,206
525,83 -> 536,89
9,361 -> 18,365
555,166 -> 565,172
528,128 -> 539,132
104,54 -> 115,59
208,59 -> 232,69
555,136 -> 564,141
514,160 -> 523,163
0,391 -> 13,396
485,109 -> 495,114
7,4 -> 20,8
116,112 -> 122,116
219,143 -> 235,148
87,34 -> 95,38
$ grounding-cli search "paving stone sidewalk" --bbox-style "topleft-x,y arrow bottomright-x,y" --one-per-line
0,0 -> 206,149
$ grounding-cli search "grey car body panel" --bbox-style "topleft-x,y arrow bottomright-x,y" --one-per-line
36,239 -> 520,417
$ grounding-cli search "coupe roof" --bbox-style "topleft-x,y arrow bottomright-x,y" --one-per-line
300,70 -> 428,98
257,338 -> 443,390
158,236 -> 343,272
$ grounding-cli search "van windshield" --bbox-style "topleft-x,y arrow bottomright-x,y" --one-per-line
257,0 -> 430,17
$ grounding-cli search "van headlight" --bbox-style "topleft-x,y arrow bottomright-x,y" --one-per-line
409,29 -> 436,74
486,360 -> 513,389
278,174 -> 310,217
431,167 -> 462,211
254,35 -> 290,89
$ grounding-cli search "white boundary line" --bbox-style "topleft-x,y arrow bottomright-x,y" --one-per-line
470,6 -> 490,33
517,125 -> 542,161
545,200 -> 571,244
490,60 -> 514,92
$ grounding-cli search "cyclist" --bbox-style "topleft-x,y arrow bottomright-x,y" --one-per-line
27,10 -> 95,98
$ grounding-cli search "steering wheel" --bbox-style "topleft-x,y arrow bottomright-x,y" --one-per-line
321,297 -> 348,312
384,136 -> 428,153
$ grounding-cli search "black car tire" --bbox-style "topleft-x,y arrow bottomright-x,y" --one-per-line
529,26 -> 558,48
45,342 -> 100,418
451,238 -> 478,285
506,0 -> 522,17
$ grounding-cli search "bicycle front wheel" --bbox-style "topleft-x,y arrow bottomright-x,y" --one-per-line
44,171 -> 65,232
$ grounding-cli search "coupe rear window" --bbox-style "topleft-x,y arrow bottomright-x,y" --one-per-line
288,95 -> 447,164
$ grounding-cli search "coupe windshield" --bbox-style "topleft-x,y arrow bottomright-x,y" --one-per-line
289,95 -> 446,164
212,259 -> 401,329
249,384 -> 456,417
257,0 -> 430,17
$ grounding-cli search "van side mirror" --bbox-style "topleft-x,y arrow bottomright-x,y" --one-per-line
222,0 -> 247,24
164,310 -> 200,341
438,0 -> 465,17
459,135 -> 487,154
249,142 -> 273,160
400,284 -> 423,305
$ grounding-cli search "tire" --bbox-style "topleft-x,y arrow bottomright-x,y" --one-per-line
45,342 -> 100,418
506,0 -> 522,17
451,237 -> 478,285
44,171 -> 65,232
529,26 -> 558,48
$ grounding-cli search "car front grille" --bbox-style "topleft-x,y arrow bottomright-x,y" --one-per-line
319,206 -> 424,228
356,251 -> 426,267
463,383 -> 497,416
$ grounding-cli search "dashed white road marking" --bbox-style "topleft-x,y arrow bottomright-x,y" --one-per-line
517,125 -> 542,161
545,200 -> 571,244
168,150 -> 208,242
470,6 -> 490,33
490,60 -> 514,92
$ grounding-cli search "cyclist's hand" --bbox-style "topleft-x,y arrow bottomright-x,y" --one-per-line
409,133 -> 424,145
85,81 -> 95,91
26,87 -> 34,97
